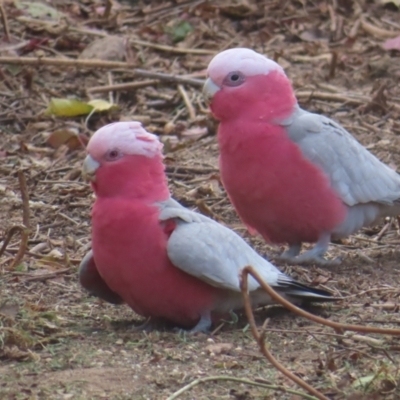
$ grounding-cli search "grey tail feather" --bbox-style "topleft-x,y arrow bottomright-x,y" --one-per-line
277,276 -> 339,302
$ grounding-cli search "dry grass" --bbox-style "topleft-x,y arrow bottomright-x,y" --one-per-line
1,0 -> 400,399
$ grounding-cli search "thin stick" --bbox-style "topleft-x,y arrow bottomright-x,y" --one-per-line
131,39 -> 215,55
296,91 -> 364,105
87,79 -> 158,94
18,170 -> 30,229
374,221 -> 391,241
240,270 -> 328,400
361,17 -> 399,39
166,375 -> 319,400
106,71 -> 113,104
296,90 -> 400,113
103,0 -> 113,19
0,1 -> 10,41
0,57 -> 205,87
130,69 -> 204,87
177,84 -> 196,120
0,226 -> 26,259
3,171 -> 31,270
23,268 -> 71,282
241,266 -> 400,335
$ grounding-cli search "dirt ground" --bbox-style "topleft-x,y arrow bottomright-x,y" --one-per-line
2,0 -> 400,399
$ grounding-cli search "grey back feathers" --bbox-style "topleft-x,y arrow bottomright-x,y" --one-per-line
281,106 -> 400,208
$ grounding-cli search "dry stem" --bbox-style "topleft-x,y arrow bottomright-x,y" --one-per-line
87,79 -> 159,94
0,1 -> 10,41
131,39 -> 215,55
241,266 -> 400,335
1,171 -> 30,270
0,56 -> 205,87
166,375 -> 319,400
177,84 -> 196,120
240,267 -> 329,400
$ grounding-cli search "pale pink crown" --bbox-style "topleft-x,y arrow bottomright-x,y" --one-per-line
207,48 -> 285,86
88,121 -> 163,159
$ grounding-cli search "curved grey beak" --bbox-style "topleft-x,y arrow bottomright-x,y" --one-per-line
82,155 -> 100,182
203,78 -> 220,102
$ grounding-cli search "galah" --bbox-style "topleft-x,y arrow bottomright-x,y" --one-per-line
79,121 -> 334,332
203,47 -> 400,265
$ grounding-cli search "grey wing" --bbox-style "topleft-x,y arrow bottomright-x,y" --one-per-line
157,198 -> 281,292
282,107 -> 400,206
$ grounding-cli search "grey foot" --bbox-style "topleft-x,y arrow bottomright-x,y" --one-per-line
276,232 -> 341,266
174,313 -> 212,334
278,252 -> 342,266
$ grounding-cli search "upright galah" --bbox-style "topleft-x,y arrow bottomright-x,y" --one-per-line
203,48 -> 400,265
79,121 -> 334,332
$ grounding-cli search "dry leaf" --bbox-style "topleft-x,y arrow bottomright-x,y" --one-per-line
311,275 -> 331,285
2,346 -> 39,361
47,128 -> 81,150
299,27 -> 330,42
79,36 -> 127,61
181,126 -> 208,139
205,342 -> 233,355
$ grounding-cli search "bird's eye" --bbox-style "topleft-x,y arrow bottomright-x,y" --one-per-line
224,71 -> 245,87
105,148 -> 122,161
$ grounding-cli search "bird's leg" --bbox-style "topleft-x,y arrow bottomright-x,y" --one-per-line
278,233 -> 341,266
174,312 -> 212,334
188,312 -> 213,333
278,244 -> 301,260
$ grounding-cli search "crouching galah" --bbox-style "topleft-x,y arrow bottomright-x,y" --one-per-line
203,47 -> 400,266
79,121 -> 334,332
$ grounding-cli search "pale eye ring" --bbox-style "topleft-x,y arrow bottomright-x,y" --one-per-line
105,148 -> 122,161
224,71 -> 245,87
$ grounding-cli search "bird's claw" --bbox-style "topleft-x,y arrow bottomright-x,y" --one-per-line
277,253 -> 342,267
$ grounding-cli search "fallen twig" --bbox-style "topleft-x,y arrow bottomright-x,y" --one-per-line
241,266 -> 400,335
0,171 -> 30,270
296,90 -> 365,106
0,226 -> 26,260
296,90 -> 400,113
23,268 -> 71,282
240,267 -> 329,400
87,79 -> 159,94
177,84 -> 196,120
19,171 -> 30,229
361,16 -> 399,39
0,1 -> 10,41
166,375 -> 320,400
0,57 -> 205,87
131,39 -> 216,55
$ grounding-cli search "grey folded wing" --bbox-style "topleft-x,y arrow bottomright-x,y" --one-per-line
157,198 -> 281,292
282,107 -> 400,206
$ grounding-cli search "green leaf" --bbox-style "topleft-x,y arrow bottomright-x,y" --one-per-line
46,98 -> 94,117
167,21 -> 193,43
352,374 -> 378,388
14,1 -> 65,19
88,99 -> 118,112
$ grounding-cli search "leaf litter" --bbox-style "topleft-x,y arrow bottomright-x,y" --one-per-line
1,0 -> 400,399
